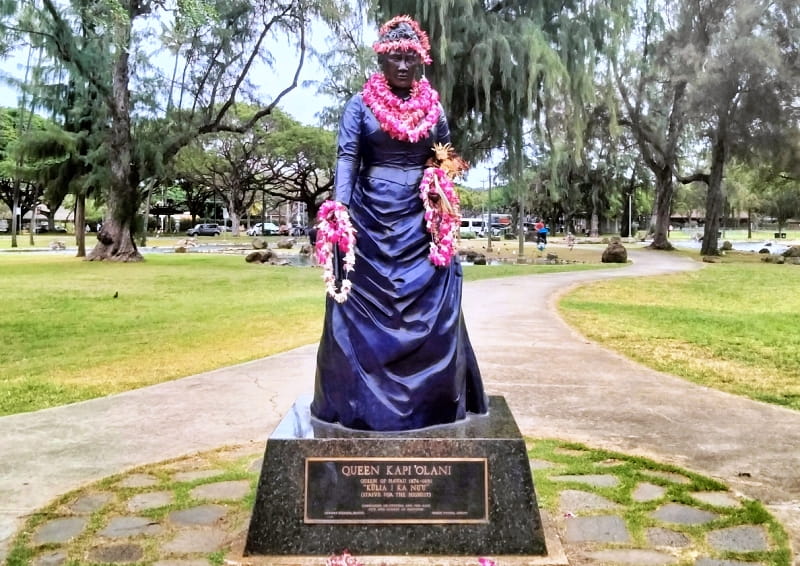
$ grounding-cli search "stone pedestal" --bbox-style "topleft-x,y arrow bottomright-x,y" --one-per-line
245,395 -> 546,558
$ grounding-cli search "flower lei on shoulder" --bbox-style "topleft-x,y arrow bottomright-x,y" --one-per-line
315,200 -> 356,303
419,143 -> 470,266
361,73 -> 441,143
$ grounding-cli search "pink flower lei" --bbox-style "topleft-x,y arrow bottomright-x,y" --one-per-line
419,166 -> 461,267
361,73 -> 441,143
315,200 -> 356,303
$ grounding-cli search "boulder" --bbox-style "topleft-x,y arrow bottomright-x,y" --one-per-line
782,245 -> 800,258
464,251 -> 487,265
721,240 -> 733,251
245,250 -> 274,263
702,255 -> 720,263
49,240 -> 66,250
601,241 -> 628,263
276,238 -> 295,249
761,255 -> 785,264
299,244 -> 313,256
252,238 -> 268,250
546,253 -> 559,261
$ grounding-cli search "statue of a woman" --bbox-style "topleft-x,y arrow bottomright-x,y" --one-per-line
311,15 -> 488,431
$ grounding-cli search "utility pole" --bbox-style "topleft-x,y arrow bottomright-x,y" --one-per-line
486,168 -> 493,252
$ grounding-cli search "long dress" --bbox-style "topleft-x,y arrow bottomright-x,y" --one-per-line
310,92 -> 488,431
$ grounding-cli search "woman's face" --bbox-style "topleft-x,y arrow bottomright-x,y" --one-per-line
381,51 -> 421,91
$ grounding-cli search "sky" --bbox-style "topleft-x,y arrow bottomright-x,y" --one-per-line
0,20 -> 495,189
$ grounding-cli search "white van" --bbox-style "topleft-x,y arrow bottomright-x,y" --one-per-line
460,217 -> 486,237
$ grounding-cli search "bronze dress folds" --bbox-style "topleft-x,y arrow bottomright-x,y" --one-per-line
310,93 -> 488,431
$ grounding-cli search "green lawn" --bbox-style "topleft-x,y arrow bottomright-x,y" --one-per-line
0,254 -> 326,415
559,260 -> 800,410
6,242 -> 797,417
0,250 -> 609,416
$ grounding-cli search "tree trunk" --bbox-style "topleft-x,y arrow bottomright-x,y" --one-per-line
648,169 -> 674,250
10,183 -> 20,247
700,133 -> 727,256
75,193 -> 86,257
590,211 -> 599,238
87,21 -> 142,262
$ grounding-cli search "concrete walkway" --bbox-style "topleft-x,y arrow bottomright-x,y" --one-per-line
1,248 -> 799,564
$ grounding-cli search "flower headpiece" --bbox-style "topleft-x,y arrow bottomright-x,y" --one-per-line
373,15 -> 432,65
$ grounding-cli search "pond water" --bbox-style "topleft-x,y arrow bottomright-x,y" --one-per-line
670,239 -> 792,255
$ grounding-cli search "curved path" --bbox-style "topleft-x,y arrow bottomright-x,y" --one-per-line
1,249 -> 799,563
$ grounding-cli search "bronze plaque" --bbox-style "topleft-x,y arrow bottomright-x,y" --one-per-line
305,457 -> 488,524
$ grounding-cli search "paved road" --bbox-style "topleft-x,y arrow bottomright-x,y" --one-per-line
1,248 -> 799,563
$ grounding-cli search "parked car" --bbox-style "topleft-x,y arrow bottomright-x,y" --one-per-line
460,217 -> 486,237
34,224 -> 68,234
247,222 -> 280,236
186,223 -> 222,236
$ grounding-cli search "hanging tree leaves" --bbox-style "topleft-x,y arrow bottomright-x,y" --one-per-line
375,0 -> 632,223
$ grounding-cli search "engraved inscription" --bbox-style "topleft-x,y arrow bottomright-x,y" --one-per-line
305,458 -> 488,524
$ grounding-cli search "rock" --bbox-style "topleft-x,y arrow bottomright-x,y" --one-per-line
601,241 -> 627,263
276,238 -> 295,249
464,251 -> 487,264
702,256 -> 719,263
245,250 -> 274,263
761,255 -> 785,264
299,243 -> 313,255
546,253 -> 559,261
758,248 -> 770,254
782,245 -> 800,258
174,246 -> 188,253
252,238 -> 268,249
117,474 -> 159,488
649,503 -> 719,525
86,543 -> 144,564
721,240 -> 733,250
49,240 -> 66,250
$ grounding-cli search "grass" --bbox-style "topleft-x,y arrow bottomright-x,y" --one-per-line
0,244 -> 611,416
0,253 -> 326,415
559,259 -> 800,410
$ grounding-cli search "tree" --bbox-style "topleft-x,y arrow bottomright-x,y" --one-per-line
313,3 -> 375,128
375,0 -> 631,258
762,176 -> 800,235
675,0 -> 800,255
173,107 -> 278,236
261,118 -> 336,221
613,0 -> 704,250
9,0 -> 347,261
0,106 -> 50,236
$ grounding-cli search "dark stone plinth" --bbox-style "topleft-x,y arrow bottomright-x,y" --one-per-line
244,395 -> 545,557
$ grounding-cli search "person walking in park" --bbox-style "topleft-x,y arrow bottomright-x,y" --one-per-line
310,15 -> 488,432
537,222 -> 549,245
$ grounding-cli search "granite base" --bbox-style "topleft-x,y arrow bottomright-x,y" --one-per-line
245,395 -> 547,557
